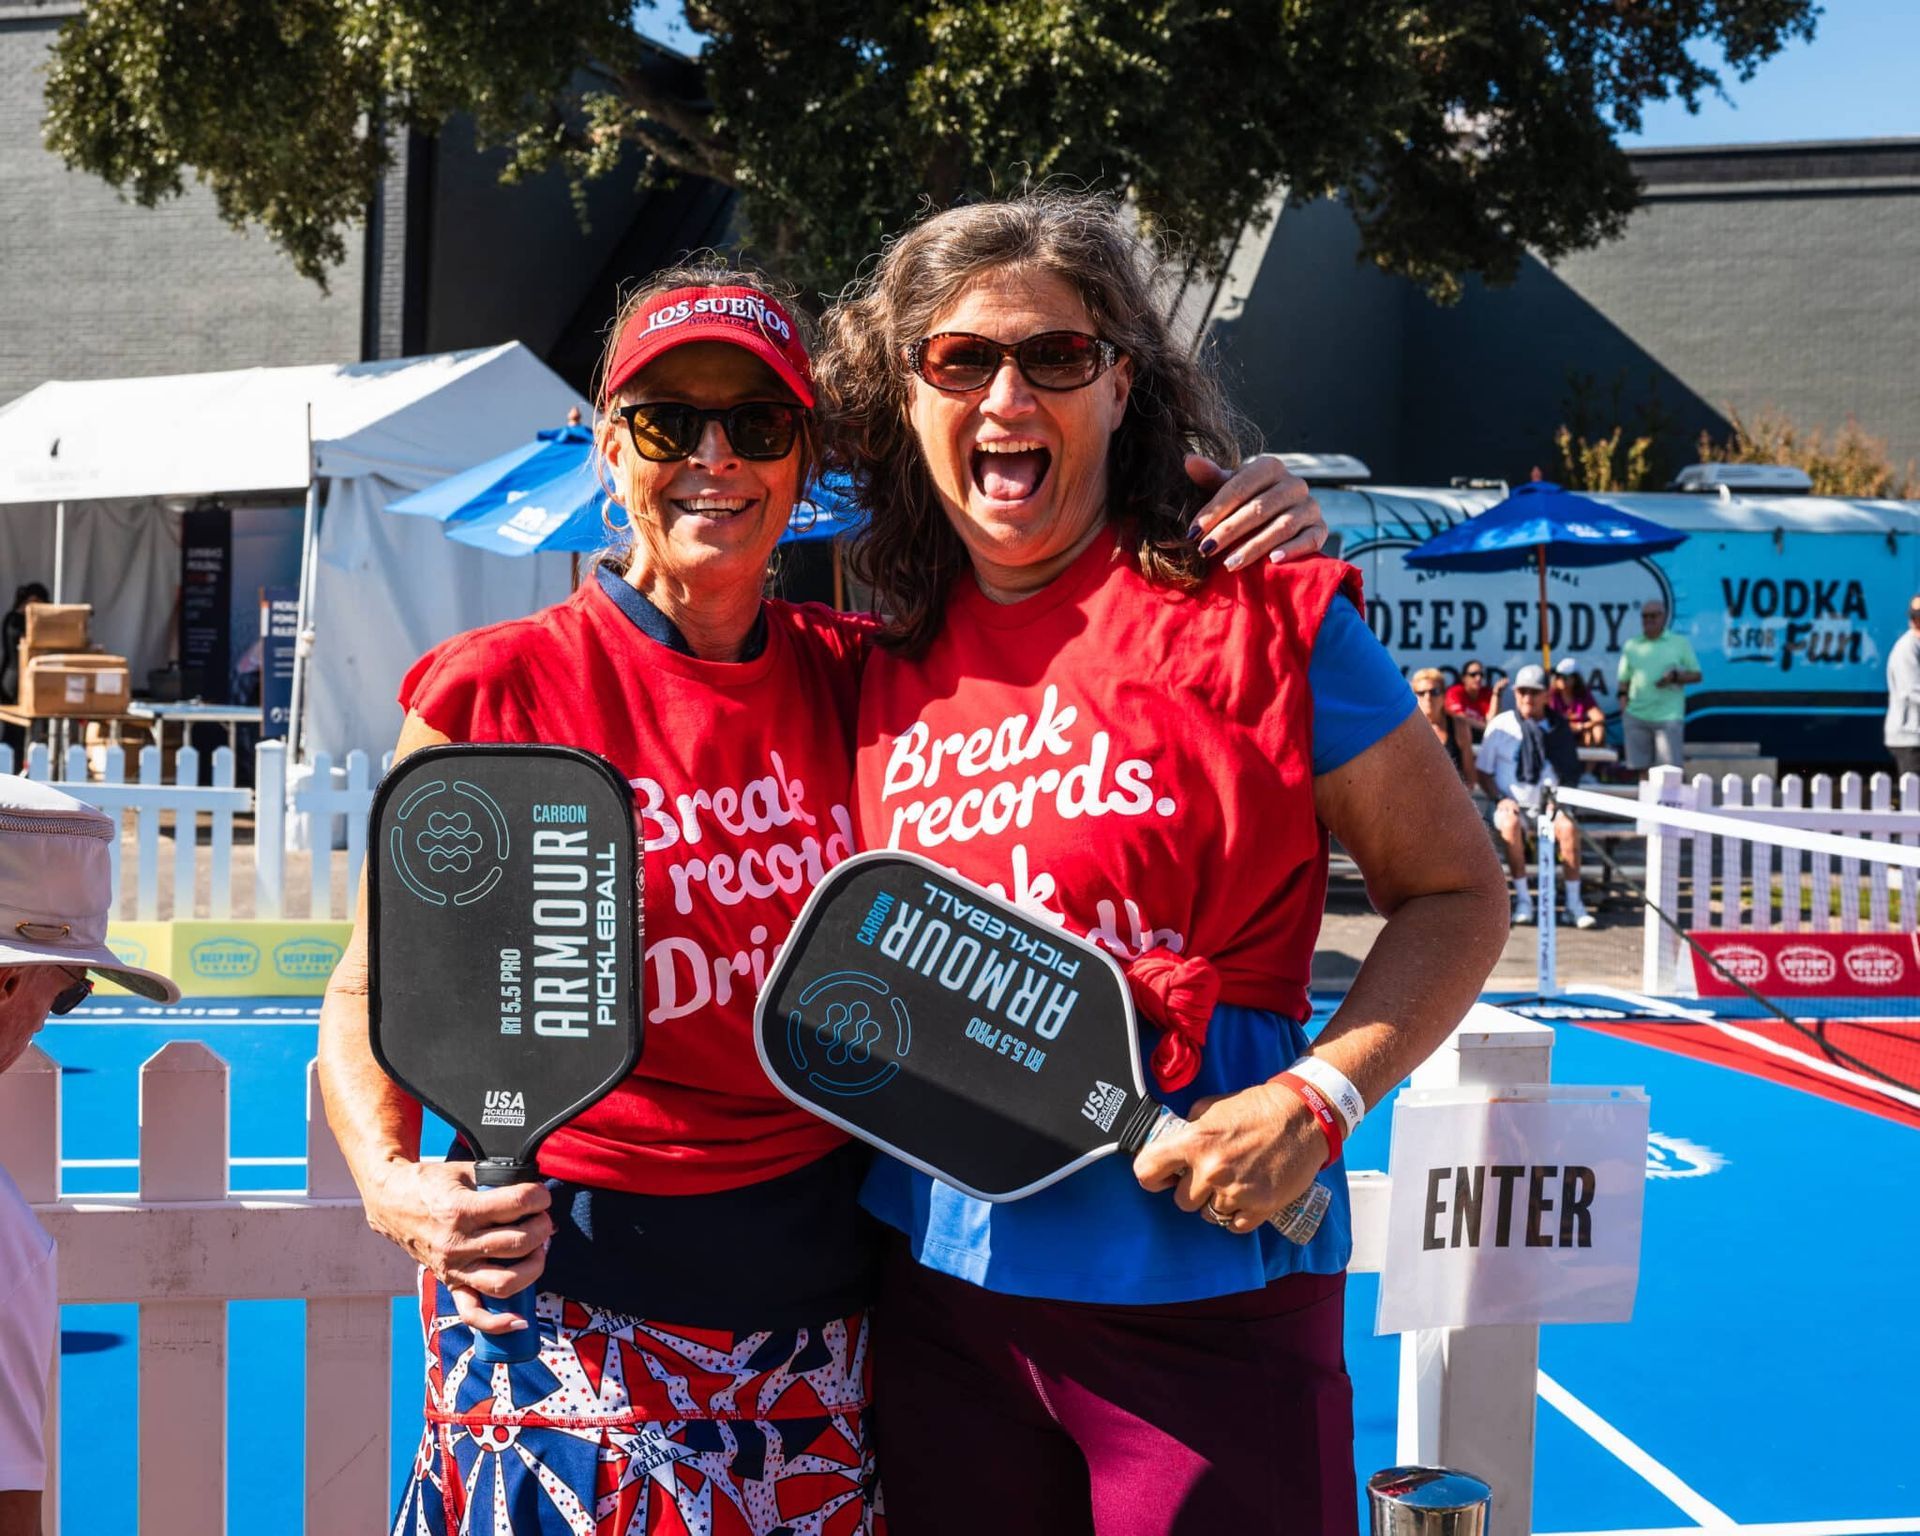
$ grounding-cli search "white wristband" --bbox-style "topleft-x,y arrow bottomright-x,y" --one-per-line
1286,1055 -> 1364,1138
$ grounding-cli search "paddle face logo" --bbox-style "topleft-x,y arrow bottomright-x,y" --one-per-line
786,970 -> 910,1097
387,778 -> 510,907
1081,1080 -> 1128,1132
480,1089 -> 526,1128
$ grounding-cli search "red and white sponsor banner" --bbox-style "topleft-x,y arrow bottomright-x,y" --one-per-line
1688,930 -> 1919,996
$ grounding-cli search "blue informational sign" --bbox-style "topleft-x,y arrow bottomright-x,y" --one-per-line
1324,488 -> 1920,765
259,585 -> 298,741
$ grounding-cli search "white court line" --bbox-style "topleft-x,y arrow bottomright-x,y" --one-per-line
51,1017 -> 320,1027
1579,985 -> 1920,1114
62,1156 -> 307,1169
1542,1521 -> 1920,1536
1537,1370 -> 1732,1527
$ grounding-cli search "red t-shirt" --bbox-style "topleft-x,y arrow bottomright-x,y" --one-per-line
854,532 -> 1360,1022
401,579 -> 869,1195
1445,681 -> 1495,728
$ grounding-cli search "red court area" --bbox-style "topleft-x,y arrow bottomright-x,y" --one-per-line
1499,992 -> 1920,1130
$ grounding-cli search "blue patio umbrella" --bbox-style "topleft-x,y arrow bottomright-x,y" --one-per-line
443,466 -> 866,559
389,423 -> 595,524
444,452 -> 610,555
1401,480 -> 1686,667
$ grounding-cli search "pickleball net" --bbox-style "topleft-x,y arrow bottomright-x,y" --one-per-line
1549,783 -> 1920,1106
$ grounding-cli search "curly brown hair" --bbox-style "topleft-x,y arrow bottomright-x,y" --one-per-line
817,192 -> 1250,654
591,255 -> 821,574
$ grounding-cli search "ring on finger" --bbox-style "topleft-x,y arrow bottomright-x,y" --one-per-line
1203,1197 -> 1236,1228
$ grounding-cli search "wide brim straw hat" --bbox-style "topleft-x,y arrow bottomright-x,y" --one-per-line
0,777 -> 180,1002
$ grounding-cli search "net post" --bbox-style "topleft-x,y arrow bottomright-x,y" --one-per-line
1534,803 -> 1558,997
1640,766 -> 1683,994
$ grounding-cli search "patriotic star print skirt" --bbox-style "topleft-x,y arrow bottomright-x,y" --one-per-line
392,1272 -> 881,1536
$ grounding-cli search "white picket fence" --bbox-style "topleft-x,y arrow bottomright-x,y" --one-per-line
1634,764 -> 1920,992
0,1042 -> 414,1535
1,1015 -> 1555,1536
0,740 -> 379,921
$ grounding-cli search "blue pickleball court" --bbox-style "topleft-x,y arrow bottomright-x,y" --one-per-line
38,992 -> 1920,1534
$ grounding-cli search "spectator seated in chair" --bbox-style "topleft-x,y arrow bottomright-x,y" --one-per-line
1475,664 -> 1596,929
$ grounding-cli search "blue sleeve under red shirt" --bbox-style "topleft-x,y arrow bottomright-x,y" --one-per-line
1308,593 -> 1418,773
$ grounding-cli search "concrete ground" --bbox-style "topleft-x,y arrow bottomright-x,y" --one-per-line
1313,866 -> 1647,994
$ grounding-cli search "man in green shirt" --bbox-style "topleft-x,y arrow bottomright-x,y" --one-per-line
1618,600 -> 1701,776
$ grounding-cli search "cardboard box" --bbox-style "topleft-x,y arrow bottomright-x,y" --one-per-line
20,651 -> 131,716
22,602 -> 90,652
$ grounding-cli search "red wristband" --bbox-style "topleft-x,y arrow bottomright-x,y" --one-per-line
1273,1071 -> 1343,1169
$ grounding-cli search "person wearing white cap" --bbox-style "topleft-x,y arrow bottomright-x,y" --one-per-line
1475,664 -> 1596,928
0,778 -> 178,1533
1549,656 -> 1607,750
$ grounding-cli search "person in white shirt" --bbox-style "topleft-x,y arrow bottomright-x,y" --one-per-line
0,779 -> 178,1534
1884,596 -> 1920,778
1475,664 -> 1595,930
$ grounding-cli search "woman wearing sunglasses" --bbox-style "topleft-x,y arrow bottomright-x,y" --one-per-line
319,259 -> 1325,1535
821,194 -> 1509,1536
1446,659 -> 1505,740
1412,666 -> 1476,787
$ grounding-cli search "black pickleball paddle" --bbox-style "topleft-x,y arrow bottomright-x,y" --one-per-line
369,744 -> 642,1362
753,850 -> 1327,1242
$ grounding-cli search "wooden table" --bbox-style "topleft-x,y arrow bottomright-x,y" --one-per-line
125,701 -> 264,757
0,704 -> 141,767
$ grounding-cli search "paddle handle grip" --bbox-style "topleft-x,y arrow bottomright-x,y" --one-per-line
1145,1106 -> 1331,1245
471,1159 -> 543,1365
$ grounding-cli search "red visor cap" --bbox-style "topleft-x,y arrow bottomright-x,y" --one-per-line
603,286 -> 815,408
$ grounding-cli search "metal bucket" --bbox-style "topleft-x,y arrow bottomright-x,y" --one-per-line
1367,1466 -> 1493,1536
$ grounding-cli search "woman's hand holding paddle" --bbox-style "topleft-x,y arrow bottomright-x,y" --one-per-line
1132,1083 -> 1328,1235
366,1157 -> 553,1335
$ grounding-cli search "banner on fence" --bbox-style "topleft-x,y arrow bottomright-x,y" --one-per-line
1688,930 -> 1917,996
97,921 -> 354,996
1377,1085 -> 1648,1334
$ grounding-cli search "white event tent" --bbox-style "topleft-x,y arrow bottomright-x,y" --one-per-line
0,344 -> 582,762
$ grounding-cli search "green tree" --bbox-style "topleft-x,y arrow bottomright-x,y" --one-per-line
41,0 -> 1819,299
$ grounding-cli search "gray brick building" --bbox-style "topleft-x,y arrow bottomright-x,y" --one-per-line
5,2 -> 1914,493
0,3 -> 731,404
1213,139 -> 1920,487
0,2 -> 363,401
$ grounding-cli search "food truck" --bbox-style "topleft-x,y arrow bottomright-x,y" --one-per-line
1316,478 -> 1920,768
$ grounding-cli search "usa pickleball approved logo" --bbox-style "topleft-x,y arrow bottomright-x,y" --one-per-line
786,970 -> 911,1098
386,777 -> 510,908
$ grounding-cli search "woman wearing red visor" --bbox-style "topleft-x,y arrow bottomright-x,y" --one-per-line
320,262 -> 1323,1536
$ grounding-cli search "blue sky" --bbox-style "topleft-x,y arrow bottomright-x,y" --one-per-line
635,2 -> 1916,150
1620,1 -> 1920,147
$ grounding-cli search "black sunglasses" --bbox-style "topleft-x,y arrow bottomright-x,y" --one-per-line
614,401 -> 807,463
908,331 -> 1120,394
51,967 -> 93,1016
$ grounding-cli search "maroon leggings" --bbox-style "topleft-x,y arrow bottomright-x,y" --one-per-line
873,1241 -> 1356,1536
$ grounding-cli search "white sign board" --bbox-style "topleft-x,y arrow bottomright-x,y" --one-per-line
1377,1085 -> 1648,1334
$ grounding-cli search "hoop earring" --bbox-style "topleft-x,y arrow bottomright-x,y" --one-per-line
602,498 -> 631,537
787,499 -> 819,537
